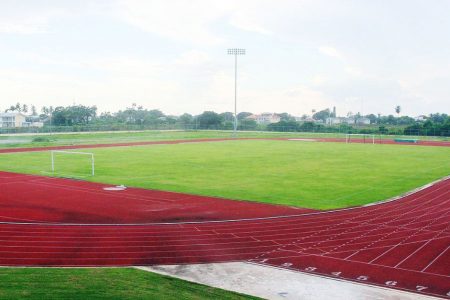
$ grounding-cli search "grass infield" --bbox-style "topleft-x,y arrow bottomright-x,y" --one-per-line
0,268 -> 259,300
0,139 -> 448,209
0,130 -> 447,149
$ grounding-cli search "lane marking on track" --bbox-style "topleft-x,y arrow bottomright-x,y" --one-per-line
421,246 -> 450,272
254,183 -> 450,262
0,173 -> 449,226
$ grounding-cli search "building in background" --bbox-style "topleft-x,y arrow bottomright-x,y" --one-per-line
325,117 -> 343,125
247,113 -> 281,124
326,116 -> 371,125
0,112 -> 43,128
0,112 -> 27,128
415,115 -> 427,122
355,117 -> 370,125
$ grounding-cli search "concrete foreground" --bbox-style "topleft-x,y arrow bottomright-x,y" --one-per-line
137,262 -> 439,300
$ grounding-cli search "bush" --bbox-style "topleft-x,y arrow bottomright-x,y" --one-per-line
32,137 -> 51,143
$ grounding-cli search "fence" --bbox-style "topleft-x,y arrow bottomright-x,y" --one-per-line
0,123 -> 449,138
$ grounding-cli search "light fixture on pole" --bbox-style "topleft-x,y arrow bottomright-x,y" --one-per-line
227,48 -> 246,137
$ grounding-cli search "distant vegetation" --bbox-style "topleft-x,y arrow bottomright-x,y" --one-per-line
2,102 -> 449,136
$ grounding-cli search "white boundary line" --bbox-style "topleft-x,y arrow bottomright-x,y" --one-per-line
244,261 -> 445,299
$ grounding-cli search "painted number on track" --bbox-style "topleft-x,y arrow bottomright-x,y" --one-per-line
304,267 -> 317,272
385,281 -> 397,286
416,286 -> 427,291
357,276 -> 368,281
331,272 -> 341,277
281,263 -> 292,267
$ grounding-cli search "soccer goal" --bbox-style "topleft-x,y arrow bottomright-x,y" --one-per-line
50,150 -> 95,177
345,133 -> 376,144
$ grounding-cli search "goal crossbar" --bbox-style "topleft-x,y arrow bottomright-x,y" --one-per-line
345,133 -> 376,144
51,150 -> 95,176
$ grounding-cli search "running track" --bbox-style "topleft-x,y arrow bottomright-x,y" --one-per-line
0,139 -> 449,298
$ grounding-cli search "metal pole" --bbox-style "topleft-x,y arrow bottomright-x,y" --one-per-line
49,110 -> 52,135
91,154 -> 95,176
51,151 -> 54,172
227,48 -> 245,138
234,53 -> 238,137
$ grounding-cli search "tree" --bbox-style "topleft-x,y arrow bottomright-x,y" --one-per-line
365,114 -> 377,124
279,113 -> 294,121
237,112 -> 252,120
395,105 -> 401,116
429,113 -> 448,124
5,105 -> 16,112
220,112 -> 234,122
51,105 -> 97,126
178,113 -> 193,127
313,108 -> 331,122
31,105 -> 37,116
22,104 -> 28,113
397,116 -> 415,125
267,120 -> 300,132
144,109 -> 165,125
197,111 -> 222,129
238,119 -> 258,130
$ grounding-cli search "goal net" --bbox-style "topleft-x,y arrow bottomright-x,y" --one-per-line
345,134 -> 376,144
50,150 -> 95,177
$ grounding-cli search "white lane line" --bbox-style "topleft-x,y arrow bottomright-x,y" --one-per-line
421,246 -> 450,272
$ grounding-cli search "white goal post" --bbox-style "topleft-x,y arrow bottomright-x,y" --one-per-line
345,133 -> 376,144
51,150 -> 95,176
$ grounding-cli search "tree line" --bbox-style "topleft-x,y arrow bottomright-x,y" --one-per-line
2,102 -> 449,136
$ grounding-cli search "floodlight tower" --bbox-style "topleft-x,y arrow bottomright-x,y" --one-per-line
227,48 -> 246,137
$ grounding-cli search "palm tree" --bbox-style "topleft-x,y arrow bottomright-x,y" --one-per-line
395,105 -> 401,117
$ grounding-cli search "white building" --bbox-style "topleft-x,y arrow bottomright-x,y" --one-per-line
326,117 -> 343,125
415,115 -> 427,122
325,117 -> 371,125
247,113 -> 281,124
0,112 -> 43,128
355,117 -> 370,125
0,112 -> 27,128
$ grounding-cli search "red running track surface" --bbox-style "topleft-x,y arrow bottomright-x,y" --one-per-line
0,137 -> 449,154
0,171 -> 449,298
0,171 -> 312,224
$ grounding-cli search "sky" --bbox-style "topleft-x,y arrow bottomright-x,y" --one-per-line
0,0 -> 449,117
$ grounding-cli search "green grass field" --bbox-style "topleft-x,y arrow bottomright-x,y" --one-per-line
1,135 -> 449,299
0,129 -> 448,149
0,139 -> 448,209
0,268 -> 258,300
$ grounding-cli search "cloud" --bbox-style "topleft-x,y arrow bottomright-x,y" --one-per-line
0,8 -> 65,34
318,46 -> 343,60
229,10 -> 272,35
112,0 -> 281,45
113,0 -> 231,45
1,0 -> 450,117
0,0 -> 78,34
174,50 -> 211,66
